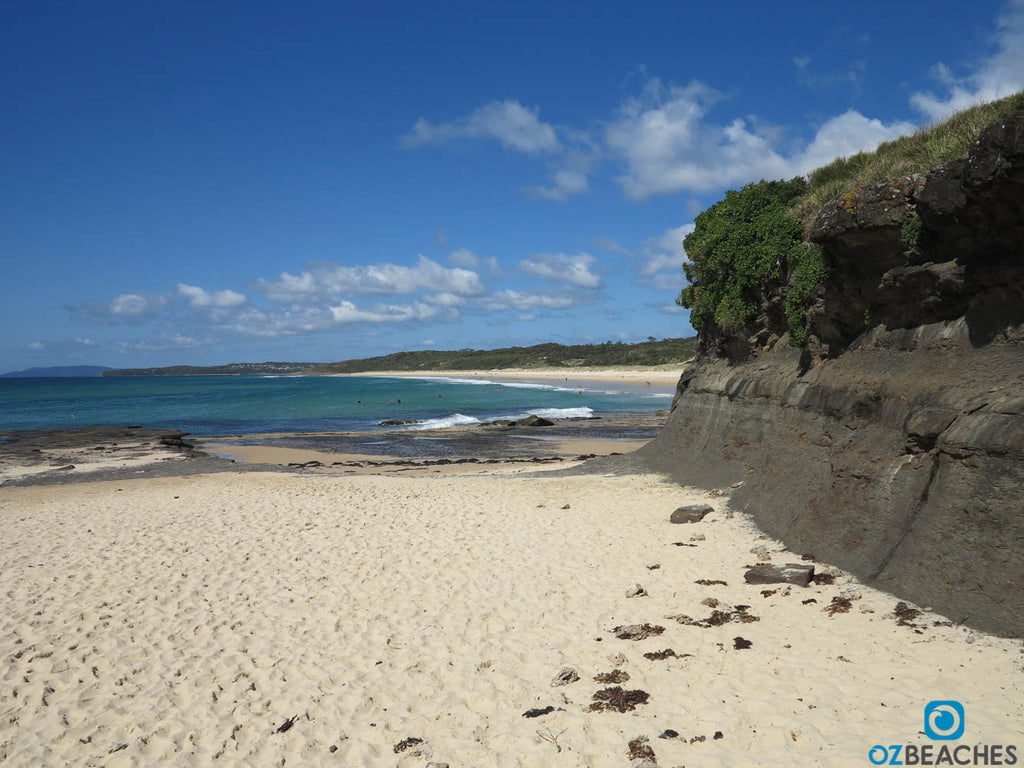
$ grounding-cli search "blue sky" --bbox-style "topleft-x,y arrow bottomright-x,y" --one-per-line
3,0 -> 1023,371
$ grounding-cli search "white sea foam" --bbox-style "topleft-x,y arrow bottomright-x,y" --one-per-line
410,413 -> 483,430
423,376 -> 559,391
523,407 -> 594,420
405,406 -> 595,431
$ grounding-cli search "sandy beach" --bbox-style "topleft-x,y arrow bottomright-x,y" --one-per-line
1,458 -> 1022,766
341,366 -> 685,392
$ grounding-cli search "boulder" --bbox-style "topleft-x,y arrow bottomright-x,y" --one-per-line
517,415 -> 554,427
670,504 -> 713,523
744,564 -> 815,587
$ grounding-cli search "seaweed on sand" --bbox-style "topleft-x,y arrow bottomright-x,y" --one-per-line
587,687 -> 651,713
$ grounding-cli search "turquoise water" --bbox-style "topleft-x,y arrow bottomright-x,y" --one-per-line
0,375 -> 672,436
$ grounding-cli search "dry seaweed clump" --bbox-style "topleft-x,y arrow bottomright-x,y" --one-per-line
587,687 -> 651,713
893,601 -> 925,628
627,736 -> 656,760
643,648 -> 692,661
669,605 -> 760,627
393,737 -> 424,753
522,706 -> 555,719
612,623 -> 665,640
594,669 -> 630,684
825,596 -> 853,616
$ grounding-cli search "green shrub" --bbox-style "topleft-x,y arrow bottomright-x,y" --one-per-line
785,242 -> 827,346
677,177 -> 821,345
900,213 -> 922,252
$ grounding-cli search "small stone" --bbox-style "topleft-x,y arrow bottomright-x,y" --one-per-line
626,583 -> 648,598
608,652 -> 627,665
550,666 -> 580,687
690,534 -> 706,541
426,763 -> 450,768
670,504 -> 713,524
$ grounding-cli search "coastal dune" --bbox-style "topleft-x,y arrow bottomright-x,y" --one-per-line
1,471 -> 1021,766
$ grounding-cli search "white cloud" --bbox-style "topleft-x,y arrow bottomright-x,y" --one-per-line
402,100 -> 560,154
482,290 -> 577,312
423,292 -> 466,308
405,100 -> 597,201
111,293 -> 163,318
592,236 -> 631,257
606,77 -> 916,199
446,248 -> 502,277
911,0 -> 1024,121
256,255 -> 486,303
637,224 -> 694,291
217,306 -> 337,338
177,283 -> 247,309
524,168 -> 590,201
114,334 -> 207,352
795,110 -> 916,173
329,300 -> 450,325
606,79 -> 792,198
24,338 -> 95,352
74,292 -> 168,325
518,252 -> 602,289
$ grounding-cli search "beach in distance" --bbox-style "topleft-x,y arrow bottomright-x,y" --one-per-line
0,368 -> 1022,767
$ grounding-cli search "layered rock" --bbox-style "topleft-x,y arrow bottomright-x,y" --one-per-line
637,111 -> 1024,637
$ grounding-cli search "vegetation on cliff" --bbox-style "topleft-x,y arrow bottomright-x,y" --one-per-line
678,91 -> 1024,350
795,90 -> 1024,225
676,178 -> 825,346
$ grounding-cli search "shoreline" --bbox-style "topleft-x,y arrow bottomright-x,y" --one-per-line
0,413 -> 668,485
339,365 -> 685,392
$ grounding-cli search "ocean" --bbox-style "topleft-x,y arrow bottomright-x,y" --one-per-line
0,374 -> 673,436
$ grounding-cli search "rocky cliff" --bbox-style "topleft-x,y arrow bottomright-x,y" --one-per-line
637,111 -> 1024,637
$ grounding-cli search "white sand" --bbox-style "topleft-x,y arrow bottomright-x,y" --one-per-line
341,366 -> 684,391
1,471 -> 1021,767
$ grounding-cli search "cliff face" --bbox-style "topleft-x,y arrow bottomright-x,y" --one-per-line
638,111 -> 1024,637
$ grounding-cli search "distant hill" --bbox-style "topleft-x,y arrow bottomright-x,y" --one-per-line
102,338 -> 699,377
307,338 -> 698,374
1,365 -> 113,378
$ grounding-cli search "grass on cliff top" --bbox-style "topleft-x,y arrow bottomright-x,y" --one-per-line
793,90 -> 1024,226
